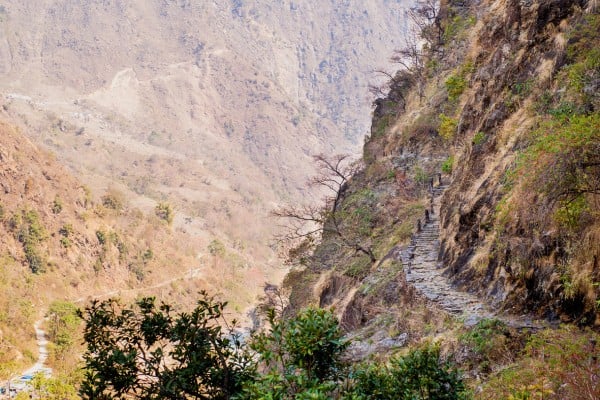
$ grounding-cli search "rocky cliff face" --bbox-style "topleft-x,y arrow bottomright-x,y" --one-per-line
439,0 -> 599,324
284,0 -> 600,347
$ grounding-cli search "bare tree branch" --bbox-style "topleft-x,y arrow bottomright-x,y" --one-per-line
273,154 -> 375,265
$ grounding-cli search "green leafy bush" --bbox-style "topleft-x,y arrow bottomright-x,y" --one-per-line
442,156 -> 455,174
244,307 -> 348,399
438,114 -> 458,141
10,209 -> 47,273
79,292 -> 252,400
445,74 -> 467,102
347,344 -> 468,399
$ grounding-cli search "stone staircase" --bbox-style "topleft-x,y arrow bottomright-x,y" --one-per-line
398,184 -> 493,326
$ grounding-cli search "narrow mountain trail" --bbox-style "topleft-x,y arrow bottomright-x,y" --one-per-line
394,183 -> 543,329
22,319 -> 50,377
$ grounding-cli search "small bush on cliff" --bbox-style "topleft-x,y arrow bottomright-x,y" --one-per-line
442,155 -> 454,174
445,74 -> 467,102
101,191 -> 124,211
438,114 -> 458,141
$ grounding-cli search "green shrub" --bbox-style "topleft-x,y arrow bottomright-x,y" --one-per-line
142,248 -> 153,262
460,318 -> 508,355
522,113 -> 600,222
24,243 -> 45,273
442,156 -> 455,174
345,254 -> 373,279
11,209 -> 47,273
60,237 -> 71,248
554,195 -> 589,230
445,74 -> 467,101
348,344 -> 468,399
244,307 -> 348,399
472,131 -> 487,145
438,114 -> 458,141
413,166 -> 429,185
47,301 -> 81,358
511,78 -> 534,97
373,114 -> 393,138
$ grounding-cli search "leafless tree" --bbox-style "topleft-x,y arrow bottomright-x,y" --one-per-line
273,154 -> 376,264
406,0 -> 443,49
390,27 -> 428,101
384,0 -> 442,102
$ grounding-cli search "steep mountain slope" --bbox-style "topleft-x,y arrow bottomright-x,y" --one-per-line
0,116 -> 266,379
283,0 -> 599,355
0,1 -> 414,279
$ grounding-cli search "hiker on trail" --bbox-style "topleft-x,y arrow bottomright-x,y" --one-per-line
438,172 -> 442,186
425,209 -> 430,223
430,201 -> 434,215
417,219 -> 422,233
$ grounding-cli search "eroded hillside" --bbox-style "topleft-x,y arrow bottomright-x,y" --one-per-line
0,1 -> 415,281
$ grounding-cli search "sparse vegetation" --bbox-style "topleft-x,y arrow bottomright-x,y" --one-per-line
155,201 -> 174,225
445,74 -> 467,102
443,13 -> 476,43
480,327 -> 600,399
442,155 -> 454,174
472,131 -> 486,146
9,209 -> 47,273
52,196 -> 63,214
438,114 -> 457,141
101,189 -> 124,211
